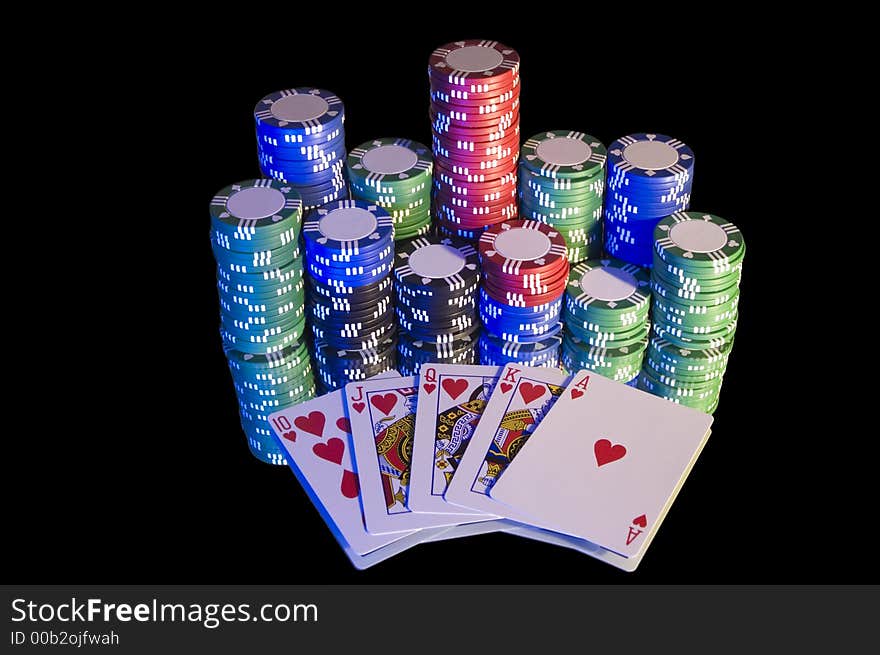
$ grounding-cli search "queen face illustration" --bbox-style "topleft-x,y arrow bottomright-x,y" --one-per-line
433,379 -> 496,493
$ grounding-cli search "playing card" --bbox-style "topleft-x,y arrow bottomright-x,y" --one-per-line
428,366 -> 624,561
343,526 -> 452,569
419,519 -> 520,543
489,369 -> 713,566
409,364 -> 502,515
501,525 -> 637,569
444,364 -> 570,520
346,376 -> 473,534
267,372 -> 425,569
420,520 -> 617,558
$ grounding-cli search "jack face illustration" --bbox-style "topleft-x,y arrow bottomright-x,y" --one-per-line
372,389 -> 418,513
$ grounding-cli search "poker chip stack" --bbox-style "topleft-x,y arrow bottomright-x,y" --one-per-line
346,138 -> 433,240
477,220 -> 568,368
604,133 -> 694,267
393,235 -> 481,375
638,212 -> 745,413
254,88 -> 349,210
302,200 -> 397,392
518,131 -> 606,263
561,258 -> 651,385
428,40 -> 521,240
210,179 -> 316,464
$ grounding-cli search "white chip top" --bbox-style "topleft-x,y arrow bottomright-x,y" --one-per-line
362,145 -> 418,175
669,220 -> 728,253
579,267 -> 638,301
622,140 -> 679,170
536,137 -> 593,166
226,187 -> 286,219
445,46 -> 503,72
271,94 -> 329,122
493,228 -> 551,260
407,244 -> 465,278
319,207 -> 377,240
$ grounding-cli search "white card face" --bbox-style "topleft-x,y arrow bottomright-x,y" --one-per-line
419,519 -> 516,543
489,370 -> 713,560
443,365 -> 570,520
409,364 -> 502,515
267,372 -> 420,561
501,526 -> 636,571
345,527 -> 450,570
345,377 -> 471,534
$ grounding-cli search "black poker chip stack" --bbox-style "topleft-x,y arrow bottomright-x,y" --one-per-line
392,235 -> 481,375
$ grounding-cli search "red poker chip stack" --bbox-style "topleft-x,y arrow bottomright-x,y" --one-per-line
476,220 -> 569,367
428,40 -> 521,239
478,220 -> 570,308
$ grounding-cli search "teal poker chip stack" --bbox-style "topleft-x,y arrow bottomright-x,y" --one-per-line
228,342 -> 314,464
255,88 -> 349,210
518,131 -> 606,264
637,211 -> 745,414
210,179 -> 317,464
561,258 -> 651,385
346,138 -> 433,240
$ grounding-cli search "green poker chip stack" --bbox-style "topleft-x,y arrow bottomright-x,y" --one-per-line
346,137 -> 433,240
210,179 -> 316,464
637,211 -> 745,414
561,257 -> 651,385
518,131 -> 606,263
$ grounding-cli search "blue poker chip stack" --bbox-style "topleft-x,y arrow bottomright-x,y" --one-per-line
604,134 -> 694,267
254,88 -> 349,210
210,179 -> 317,465
478,291 -> 563,369
302,200 -> 398,391
478,330 -> 562,369
393,235 -> 481,375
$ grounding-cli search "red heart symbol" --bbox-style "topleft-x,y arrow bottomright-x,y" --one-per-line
281,430 -> 297,442
423,383 -> 436,394
313,437 -> 345,465
294,411 -> 325,437
500,382 -> 513,394
352,401 -> 365,414
370,393 -> 398,415
341,470 -> 359,499
518,382 -> 545,405
632,514 -> 647,528
594,438 -> 627,467
571,389 -> 584,399
441,378 -> 468,400
336,417 -> 351,433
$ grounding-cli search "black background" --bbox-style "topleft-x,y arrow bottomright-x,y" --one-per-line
8,21 -> 865,584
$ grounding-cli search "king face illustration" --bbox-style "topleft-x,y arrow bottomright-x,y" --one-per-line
473,383 -> 564,494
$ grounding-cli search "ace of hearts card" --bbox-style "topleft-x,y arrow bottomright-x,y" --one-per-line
489,369 -> 713,566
